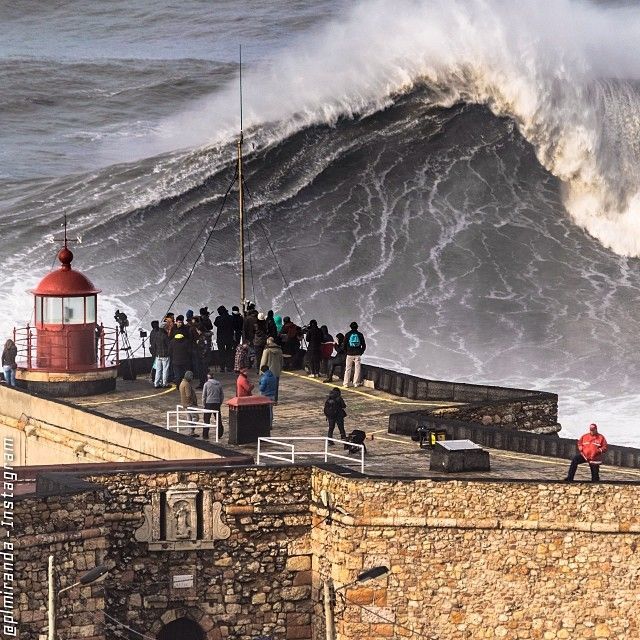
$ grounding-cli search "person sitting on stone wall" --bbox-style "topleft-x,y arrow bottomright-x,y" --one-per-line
564,423 -> 608,482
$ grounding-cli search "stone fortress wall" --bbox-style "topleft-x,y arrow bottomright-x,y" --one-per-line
13,484 -> 108,640
12,465 -> 640,640
313,469 -> 640,639
13,466 -> 315,640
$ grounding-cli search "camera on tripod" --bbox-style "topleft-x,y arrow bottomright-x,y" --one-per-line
114,310 -> 129,334
139,330 -> 148,338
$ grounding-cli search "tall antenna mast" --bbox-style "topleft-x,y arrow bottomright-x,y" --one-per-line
237,43 -> 246,312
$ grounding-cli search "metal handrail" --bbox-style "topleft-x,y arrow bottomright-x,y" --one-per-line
13,323 -> 118,371
166,405 -> 221,442
257,437 -> 365,474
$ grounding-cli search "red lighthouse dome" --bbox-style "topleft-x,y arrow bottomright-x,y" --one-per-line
33,247 -> 101,297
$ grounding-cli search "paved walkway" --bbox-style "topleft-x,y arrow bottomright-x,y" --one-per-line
71,371 -> 640,483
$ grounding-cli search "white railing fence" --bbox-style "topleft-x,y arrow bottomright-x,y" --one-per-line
257,437 -> 365,474
166,405 -> 221,442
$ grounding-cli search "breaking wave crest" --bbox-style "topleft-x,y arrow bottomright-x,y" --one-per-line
147,0 -> 640,256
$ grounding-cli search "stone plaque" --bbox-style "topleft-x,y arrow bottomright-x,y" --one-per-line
173,574 -> 194,589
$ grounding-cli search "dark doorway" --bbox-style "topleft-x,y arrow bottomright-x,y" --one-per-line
157,617 -> 206,640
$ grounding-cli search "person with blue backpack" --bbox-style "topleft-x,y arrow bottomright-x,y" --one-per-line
259,364 -> 278,401
343,321 -> 366,387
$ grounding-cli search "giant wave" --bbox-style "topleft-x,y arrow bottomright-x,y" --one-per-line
126,0 -> 640,257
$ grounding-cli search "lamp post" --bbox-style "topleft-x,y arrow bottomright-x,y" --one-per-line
48,555 -> 109,640
323,565 -> 389,640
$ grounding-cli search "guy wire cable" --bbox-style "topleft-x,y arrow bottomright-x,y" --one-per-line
163,168 -> 239,315
241,176 -> 305,325
131,166 -> 239,338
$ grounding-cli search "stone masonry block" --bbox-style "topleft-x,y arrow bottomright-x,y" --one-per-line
286,555 -> 311,572
346,587 -> 375,605
286,624 -> 311,639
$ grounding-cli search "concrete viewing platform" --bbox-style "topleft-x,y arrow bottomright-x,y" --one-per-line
67,369 -> 640,483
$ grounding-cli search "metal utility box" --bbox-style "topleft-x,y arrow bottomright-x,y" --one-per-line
227,396 -> 273,445
429,439 -> 490,473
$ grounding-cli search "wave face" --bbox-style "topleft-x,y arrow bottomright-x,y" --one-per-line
2,0 -> 640,443
142,0 -> 640,257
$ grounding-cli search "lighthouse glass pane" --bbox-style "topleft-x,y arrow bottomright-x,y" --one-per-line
35,297 -> 42,324
85,296 -> 96,323
42,297 -> 62,324
63,297 -> 85,324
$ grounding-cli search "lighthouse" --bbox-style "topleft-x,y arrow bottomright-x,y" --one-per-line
13,233 -> 119,396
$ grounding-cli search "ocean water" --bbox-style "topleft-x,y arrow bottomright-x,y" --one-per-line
2,0 -> 640,444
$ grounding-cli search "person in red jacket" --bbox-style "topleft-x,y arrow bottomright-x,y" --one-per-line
564,423 -> 608,482
236,368 -> 254,398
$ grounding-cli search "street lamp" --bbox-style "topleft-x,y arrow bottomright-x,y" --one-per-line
48,554 -> 109,640
323,565 -> 389,640
337,566 -> 389,591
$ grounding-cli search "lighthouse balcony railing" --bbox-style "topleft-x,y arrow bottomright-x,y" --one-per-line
13,324 -> 119,372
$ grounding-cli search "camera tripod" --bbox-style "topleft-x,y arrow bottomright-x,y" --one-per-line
119,326 -> 136,380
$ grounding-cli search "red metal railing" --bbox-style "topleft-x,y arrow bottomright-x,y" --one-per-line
13,324 -> 119,372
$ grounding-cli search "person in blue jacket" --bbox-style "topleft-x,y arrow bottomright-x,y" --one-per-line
259,364 -> 278,401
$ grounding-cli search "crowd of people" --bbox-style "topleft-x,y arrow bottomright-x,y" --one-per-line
149,307 -> 612,480
147,304 -> 367,393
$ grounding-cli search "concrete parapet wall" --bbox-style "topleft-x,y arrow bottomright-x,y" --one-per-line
389,397 -> 560,437
0,385 -> 224,465
362,364 -> 559,432
362,365 -> 551,402
432,396 -> 560,433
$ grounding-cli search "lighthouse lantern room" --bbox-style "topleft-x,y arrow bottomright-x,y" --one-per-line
33,244 -> 100,369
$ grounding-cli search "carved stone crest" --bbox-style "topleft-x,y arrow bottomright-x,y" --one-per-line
135,486 -> 230,550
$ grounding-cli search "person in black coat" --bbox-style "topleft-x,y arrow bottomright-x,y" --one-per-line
305,319 -> 323,378
199,307 -> 213,332
324,387 -> 347,443
242,303 -> 258,344
152,324 -> 171,387
253,313 -> 268,373
214,306 -> 235,372
169,327 -> 192,384
148,320 -> 160,383
231,306 -> 243,346
266,310 -> 278,339
343,321 -> 366,387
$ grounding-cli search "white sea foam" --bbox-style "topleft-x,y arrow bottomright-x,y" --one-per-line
140,0 -> 640,257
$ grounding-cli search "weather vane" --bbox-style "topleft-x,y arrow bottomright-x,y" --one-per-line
47,214 -> 82,246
